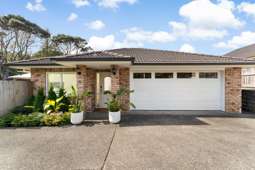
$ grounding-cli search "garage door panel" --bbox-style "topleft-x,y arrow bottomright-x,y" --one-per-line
131,72 -> 223,110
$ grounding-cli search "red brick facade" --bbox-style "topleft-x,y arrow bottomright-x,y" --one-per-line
31,68 -> 75,95
110,66 -> 130,111
31,66 -> 241,113
225,67 -> 241,113
31,66 -> 131,112
76,65 -> 96,112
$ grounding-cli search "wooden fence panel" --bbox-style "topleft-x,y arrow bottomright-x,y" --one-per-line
0,80 -> 32,116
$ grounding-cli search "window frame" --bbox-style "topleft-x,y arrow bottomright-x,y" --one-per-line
177,72 -> 196,79
133,72 -> 152,79
46,72 -> 77,95
199,72 -> 218,79
155,72 -> 174,79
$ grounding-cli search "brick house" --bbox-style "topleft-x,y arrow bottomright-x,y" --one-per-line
7,48 -> 255,113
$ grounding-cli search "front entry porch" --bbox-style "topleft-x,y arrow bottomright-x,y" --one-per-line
76,65 -> 130,112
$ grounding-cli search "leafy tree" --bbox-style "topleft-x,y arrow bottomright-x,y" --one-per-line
51,34 -> 92,55
32,38 -> 63,58
0,14 -> 50,63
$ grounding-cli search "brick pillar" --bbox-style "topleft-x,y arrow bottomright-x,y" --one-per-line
111,65 -> 120,93
86,69 -> 96,112
120,68 -> 130,111
225,67 -> 241,113
76,65 -> 96,112
111,66 -> 130,111
31,68 -> 46,95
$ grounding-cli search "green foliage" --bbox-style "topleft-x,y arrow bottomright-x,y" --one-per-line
69,86 -> 92,113
105,87 -> 135,112
0,15 -> 50,38
11,105 -> 34,115
41,112 -> 70,126
44,96 -> 66,114
51,34 -> 92,55
0,112 -> 70,127
57,88 -> 70,112
44,87 -> 70,114
33,88 -> 45,112
11,113 -> 43,127
33,46 -> 63,58
47,86 -> 57,100
0,14 -> 51,66
0,113 -> 16,127
107,100 -> 121,112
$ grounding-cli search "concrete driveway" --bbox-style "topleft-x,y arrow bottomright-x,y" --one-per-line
1,111 -> 255,170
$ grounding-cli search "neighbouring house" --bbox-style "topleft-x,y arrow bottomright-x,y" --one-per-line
7,48 -> 255,113
225,44 -> 255,88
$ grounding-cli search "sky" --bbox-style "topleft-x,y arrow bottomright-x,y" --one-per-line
0,0 -> 255,55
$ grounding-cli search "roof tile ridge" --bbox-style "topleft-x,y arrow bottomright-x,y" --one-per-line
102,50 -> 131,58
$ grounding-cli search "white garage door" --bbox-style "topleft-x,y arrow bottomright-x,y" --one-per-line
130,71 -> 223,110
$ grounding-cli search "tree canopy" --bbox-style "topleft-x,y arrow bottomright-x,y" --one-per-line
51,34 -> 92,55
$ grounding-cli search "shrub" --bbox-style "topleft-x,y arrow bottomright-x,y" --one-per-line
41,112 -> 70,126
33,88 -> 45,112
0,113 -> 16,127
47,86 -> 57,100
11,105 -> 34,115
107,100 -> 120,112
11,113 -> 43,127
58,88 -> 70,112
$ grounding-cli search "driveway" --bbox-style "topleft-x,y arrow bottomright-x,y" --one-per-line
1,111 -> 255,170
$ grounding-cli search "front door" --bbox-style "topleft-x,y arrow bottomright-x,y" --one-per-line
98,72 -> 111,108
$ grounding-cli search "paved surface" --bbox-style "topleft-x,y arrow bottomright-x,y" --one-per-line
1,111 -> 255,170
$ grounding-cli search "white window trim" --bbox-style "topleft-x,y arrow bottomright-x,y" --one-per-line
45,72 -> 76,94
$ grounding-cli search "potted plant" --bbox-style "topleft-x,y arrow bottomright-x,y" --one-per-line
105,87 -> 135,123
69,86 -> 92,125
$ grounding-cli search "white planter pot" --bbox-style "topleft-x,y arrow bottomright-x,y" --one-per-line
109,111 -> 121,123
71,112 -> 84,125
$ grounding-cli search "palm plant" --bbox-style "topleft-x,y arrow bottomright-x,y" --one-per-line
69,86 -> 92,113
104,87 -> 135,112
44,96 -> 66,114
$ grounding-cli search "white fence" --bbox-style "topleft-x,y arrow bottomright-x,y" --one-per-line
0,80 -> 32,116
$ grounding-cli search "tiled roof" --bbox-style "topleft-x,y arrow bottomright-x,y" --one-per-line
6,48 -> 255,66
224,44 -> 255,59
7,58 -> 60,66
108,48 -> 255,64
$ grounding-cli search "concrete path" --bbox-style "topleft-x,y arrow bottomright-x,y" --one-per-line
0,111 -> 255,170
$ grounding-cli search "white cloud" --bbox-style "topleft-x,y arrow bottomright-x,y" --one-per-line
238,2 -> 255,17
168,0 -> 242,40
218,0 -> 235,11
179,44 -> 196,53
98,0 -> 137,8
169,21 -> 187,36
214,31 -> 255,49
88,34 -> 141,50
87,20 -> 105,30
72,0 -> 90,8
122,27 -> 175,44
67,13 -> 78,22
26,0 -> 46,12
179,0 -> 242,29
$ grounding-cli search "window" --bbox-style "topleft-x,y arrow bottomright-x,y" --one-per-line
177,72 -> 195,79
155,73 -> 173,79
133,73 -> 151,79
199,72 -> 218,79
47,72 -> 77,93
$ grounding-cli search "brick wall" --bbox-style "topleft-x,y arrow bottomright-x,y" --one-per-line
225,67 -> 241,113
111,66 -> 130,111
76,65 -> 96,112
31,68 -> 76,95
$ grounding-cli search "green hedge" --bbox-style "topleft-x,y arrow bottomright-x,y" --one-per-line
0,112 -> 71,128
